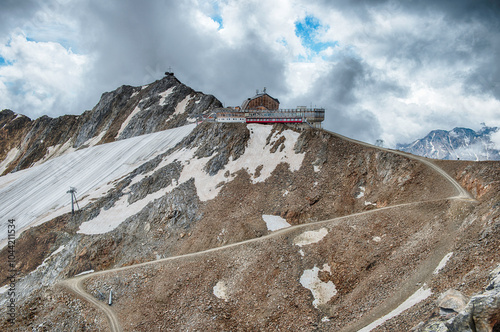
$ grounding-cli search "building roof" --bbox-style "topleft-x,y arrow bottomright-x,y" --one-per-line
241,89 -> 280,110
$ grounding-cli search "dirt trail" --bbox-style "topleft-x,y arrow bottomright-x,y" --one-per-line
61,200 -> 433,332
321,129 -> 473,200
322,129 -> 475,331
61,277 -> 122,332
60,129 -> 475,332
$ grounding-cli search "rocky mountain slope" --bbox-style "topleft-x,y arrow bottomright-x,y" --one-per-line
0,73 -> 221,176
0,77 -> 498,331
397,126 -> 500,161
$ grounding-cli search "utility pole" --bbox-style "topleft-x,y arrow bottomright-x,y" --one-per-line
67,187 -> 80,215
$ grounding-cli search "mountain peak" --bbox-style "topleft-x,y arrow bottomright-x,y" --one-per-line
0,76 -> 222,175
397,126 -> 500,160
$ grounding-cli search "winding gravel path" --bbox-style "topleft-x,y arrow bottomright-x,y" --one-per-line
60,129 -> 475,332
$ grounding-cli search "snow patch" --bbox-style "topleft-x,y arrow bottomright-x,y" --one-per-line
36,245 -> 66,271
0,284 -> 8,294
433,252 -> 453,274
294,228 -> 328,247
78,177 -> 178,234
174,94 -> 194,116
130,90 -> 139,99
159,86 -> 175,106
244,125 -> 304,184
0,147 -> 20,174
213,281 -> 229,301
82,130 -> 107,147
48,244 -> 66,258
313,165 -> 320,172
262,215 -> 291,231
300,264 -> 337,308
32,145 -> 60,167
358,285 -> 431,331
356,186 -> 365,198
117,105 -> 142,138
75,270 -> 95,276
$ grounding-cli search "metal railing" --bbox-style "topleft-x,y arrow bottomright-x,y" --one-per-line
212,107 -> 325,123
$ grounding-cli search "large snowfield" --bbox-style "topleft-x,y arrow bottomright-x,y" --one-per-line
0,124 -> 195,249
0,123 -> 306,246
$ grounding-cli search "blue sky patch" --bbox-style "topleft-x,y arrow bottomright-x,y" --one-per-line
212,14 -> 223,29
295,15 -> 337,57
210,2 -> 223,30
0,56 -> 13,67
277,38 -> 288,47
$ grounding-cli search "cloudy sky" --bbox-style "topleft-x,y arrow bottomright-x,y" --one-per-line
1,0 -> 499,147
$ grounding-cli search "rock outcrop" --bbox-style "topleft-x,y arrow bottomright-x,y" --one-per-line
438,289 -> 468,317
417,265 -> 500,332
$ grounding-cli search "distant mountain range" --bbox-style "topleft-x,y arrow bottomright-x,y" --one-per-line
397,126 -> 500,161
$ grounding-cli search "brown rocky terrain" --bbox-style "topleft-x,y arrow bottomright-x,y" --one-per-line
0,78 -> 498,331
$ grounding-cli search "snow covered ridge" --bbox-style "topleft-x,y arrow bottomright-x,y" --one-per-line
0,124 -> 195,249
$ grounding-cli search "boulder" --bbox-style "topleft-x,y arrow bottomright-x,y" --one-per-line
415,264 -> 500,332
447,264 -> 500,332
437,289 -> 468,316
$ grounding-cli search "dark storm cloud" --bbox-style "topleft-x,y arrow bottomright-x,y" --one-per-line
405,0 -> 500,22
322,57 -> 365,106
287,55 -> 391,143
327,107 -> 382,144
342,0 -> 499,98
314,0 -> 500,67
70,0 -> 287,108
314,0 -> 500,21
0,0 -> 41,36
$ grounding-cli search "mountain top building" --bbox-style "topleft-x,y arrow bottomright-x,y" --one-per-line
206,88 -> 325,128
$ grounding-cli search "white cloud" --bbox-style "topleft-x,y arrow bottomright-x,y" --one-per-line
491,130 -> 500,150
0,32 -> 90,117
